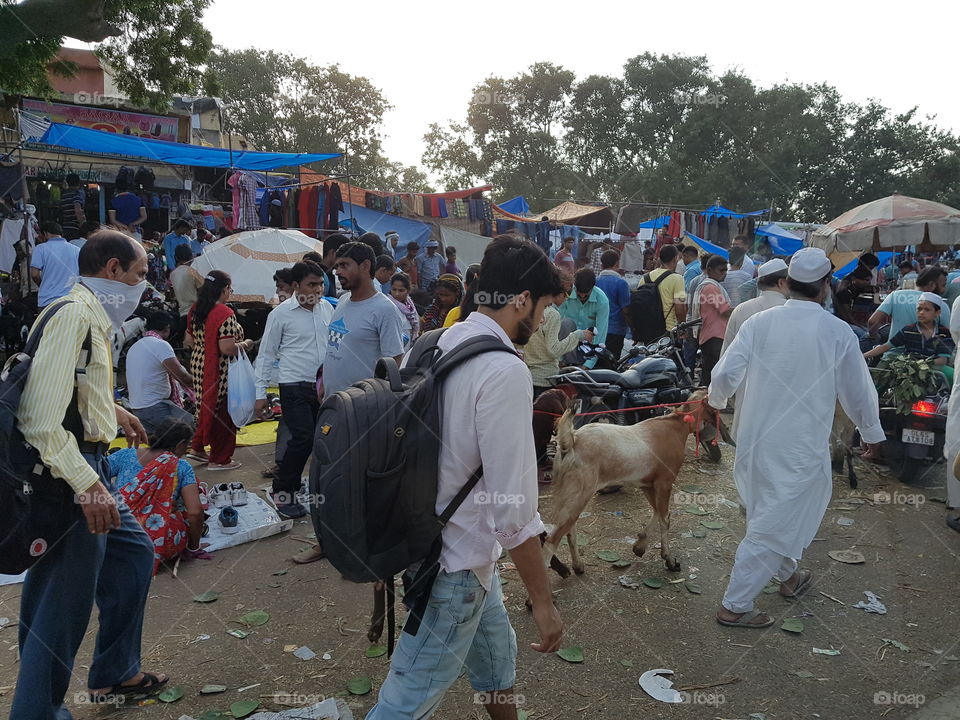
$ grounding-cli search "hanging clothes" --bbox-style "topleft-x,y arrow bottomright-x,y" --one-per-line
315,184 -> 328,235
437,198 -> 448,219
326,182 -> 343,230
230,172 -> 259,230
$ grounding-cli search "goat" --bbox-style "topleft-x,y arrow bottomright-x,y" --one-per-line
532,384 -> 579,482
541,389 -> 715,576
829,401 -> 858,488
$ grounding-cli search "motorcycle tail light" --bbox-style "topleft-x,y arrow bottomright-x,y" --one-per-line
911,400 -> 938,417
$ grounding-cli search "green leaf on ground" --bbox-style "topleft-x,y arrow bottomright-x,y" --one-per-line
197,711 -> 226,720
762,583 -> 780,594
200,684 -> 227,695
596,550 -> 621,562
643,577 -> 665,589
679,485 -> 705,494
365,644 -> 387,658
685,581 -> 702,594
158,686 -> 183,703
238,610 -> 270,626
230,700 -> 260,718
192,590 -> 219,603
700,520 -> 725,530
685,506 -> 709,515
781,618 -> 804,633
792,670 -> 815,678
883,638 -> 910,652
518,712 -> 528,720
692,528 -> 708,538
612,560 -> 633,568
557,646 -> 584,663
271,569 -> 288,576
267,582 -> 281,589
347,676 -> 373,695
620,659 -> 634,668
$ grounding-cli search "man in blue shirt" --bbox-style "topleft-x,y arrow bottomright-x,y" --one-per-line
416,240 -> 445,292
30,221 -> 80,308
594,249 -> 630,366
559,268 -> 609,369
683,251 -> 703,291
162,220 -> 192,270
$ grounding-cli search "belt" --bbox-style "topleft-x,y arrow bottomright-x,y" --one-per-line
279,381 -> 317,389
79,441 -> 110,456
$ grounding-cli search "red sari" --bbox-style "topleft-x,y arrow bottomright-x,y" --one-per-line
187,303 -> 244,464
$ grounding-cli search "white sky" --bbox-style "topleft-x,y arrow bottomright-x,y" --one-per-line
206,0 -> 959,178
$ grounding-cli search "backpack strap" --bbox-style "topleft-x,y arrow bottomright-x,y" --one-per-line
651,270 -> 673,288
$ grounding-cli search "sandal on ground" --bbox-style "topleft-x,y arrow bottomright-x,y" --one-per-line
207,461 -> 242,471
780,569 -> 813,598
716,608 -> 774,628
292,545 -> 325,564
88,672 -> 169,703
186,452 -> 209,463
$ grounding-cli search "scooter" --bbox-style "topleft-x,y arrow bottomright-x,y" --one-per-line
547,319 -> 723,461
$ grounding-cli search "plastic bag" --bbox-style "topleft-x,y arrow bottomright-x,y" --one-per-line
227,350 -> 256,427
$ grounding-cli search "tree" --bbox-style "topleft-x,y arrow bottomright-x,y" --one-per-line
0,0 -> 213,110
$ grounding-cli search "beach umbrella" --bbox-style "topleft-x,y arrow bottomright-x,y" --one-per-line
811,194 -> 960,251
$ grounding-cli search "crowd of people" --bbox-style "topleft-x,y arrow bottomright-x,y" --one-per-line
11,217 -> 960,720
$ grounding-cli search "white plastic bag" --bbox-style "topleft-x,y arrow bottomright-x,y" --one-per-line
227,349 -> 256,427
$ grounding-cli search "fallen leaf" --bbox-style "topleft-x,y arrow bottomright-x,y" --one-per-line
761,583 -> 780,594
271,569 -> 288,576
612,560 -> 632,568
684,581 -> 702,595
192,590 -> 219,603
679,485 -> 705,493
197,711 -> 227,720
828,549 -> 866,564
691,528 -> 708,538
684,506 -> 708,516
365,644 -> 387,658
643,578 -> 665,589
596,550 -> 621,562
238,610 -> 269,627
781,618 -> 804,634
620,659 -> 634,668
883,638 -> 910,652
557,646 -> 584,663
158,687 -> 183,703
347,676 -> 372,695
200,685 -> 227,695
792,670 -> 815,678
230,700 -> 259,718
518,711 -> 528,720
700,520 -> 725,530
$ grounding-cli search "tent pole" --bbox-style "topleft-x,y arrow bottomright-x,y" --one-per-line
345,147 -> 354,234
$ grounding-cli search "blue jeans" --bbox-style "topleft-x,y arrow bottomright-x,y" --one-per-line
365,569 -> 517,719
12,453 -> 155,720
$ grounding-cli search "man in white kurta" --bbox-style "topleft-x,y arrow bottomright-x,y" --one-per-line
720,259 -> 790,441
708,248 -> 885,627
943,296 -> 960,532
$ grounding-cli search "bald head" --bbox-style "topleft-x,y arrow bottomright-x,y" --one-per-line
79,229 -> 148,284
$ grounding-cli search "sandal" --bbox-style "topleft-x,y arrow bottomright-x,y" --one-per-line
207,461 -> 242,471
716,608 -> 774,628
89,672 -> 169,703
186,452 -> 209,463
780,569 -> 813,598
292,545 -> 326,564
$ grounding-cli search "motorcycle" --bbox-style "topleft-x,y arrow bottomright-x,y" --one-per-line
877,370 -> 950,484
547,318 -> 723,461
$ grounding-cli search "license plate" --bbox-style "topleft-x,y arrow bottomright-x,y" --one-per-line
902,428 -> 935,446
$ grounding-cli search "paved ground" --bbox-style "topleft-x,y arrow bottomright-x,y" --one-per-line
1,439 -> 958,720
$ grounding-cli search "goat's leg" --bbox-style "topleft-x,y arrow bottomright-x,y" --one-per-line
847,450 -> 858,489
368,583 -> 386,644
539,531 -> 571,579
542,469 -> 597,575
653,479 -> 680,572
632,487 -> 658,559
566,525 -> 586,576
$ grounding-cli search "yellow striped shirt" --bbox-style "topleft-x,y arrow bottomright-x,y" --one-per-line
17,283 -> 117,493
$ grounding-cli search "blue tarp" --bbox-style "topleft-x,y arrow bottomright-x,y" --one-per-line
498,196 -> 530,216
341,202 -> 432,248
638,215 -> 670,229
685,232 -> 729,260
35,121 -> 340,170
834,252 -> 895,279
755,223 -> 804,256
701,204 -> 769,219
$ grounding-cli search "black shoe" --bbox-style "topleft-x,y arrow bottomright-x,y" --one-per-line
275,501 -> 306,519
948,515 -> 960,533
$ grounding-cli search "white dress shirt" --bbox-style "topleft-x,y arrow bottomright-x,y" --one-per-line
418,312 -> 545,590
254,296 -> 333,399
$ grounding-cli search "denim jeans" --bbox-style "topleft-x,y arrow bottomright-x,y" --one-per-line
131,399 -> 194,437
365,569 -> 517,719
12,453 -> 155,720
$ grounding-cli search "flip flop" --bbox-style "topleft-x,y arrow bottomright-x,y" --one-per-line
715,608 -> 774,628
89,672 -> 169,703
186,452 -> 209,463
780,569 -> 813,598
292,545 -> 326,564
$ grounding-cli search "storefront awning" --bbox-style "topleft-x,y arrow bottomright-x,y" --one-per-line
31,121 -> 340,171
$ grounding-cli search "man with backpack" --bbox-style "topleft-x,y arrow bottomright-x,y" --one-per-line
363,235 -> 564,719
631,244 -> 687,343
594,249 -> 631,365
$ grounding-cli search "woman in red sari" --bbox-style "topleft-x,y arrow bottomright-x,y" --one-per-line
185,270 -> 252,470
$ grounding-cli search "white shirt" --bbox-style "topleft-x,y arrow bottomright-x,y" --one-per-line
126,335 -> 176,409
415,312 -> 545,590
708,300 -> 884,558
255,296 -> 333,399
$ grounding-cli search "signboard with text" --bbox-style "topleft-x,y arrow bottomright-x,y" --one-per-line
22,98 -> 179,142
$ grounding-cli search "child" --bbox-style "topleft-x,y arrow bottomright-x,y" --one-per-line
388,273 -> 420,348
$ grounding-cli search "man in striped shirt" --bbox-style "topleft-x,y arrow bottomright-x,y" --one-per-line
12,230 -> 170,720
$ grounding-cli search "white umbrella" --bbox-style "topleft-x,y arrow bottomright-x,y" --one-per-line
811,194 -> 960,251
191,228 -> 324,302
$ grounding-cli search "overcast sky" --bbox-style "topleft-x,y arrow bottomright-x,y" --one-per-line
208,0 -> 956,180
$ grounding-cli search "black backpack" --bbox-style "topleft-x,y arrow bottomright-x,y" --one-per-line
135,166 -> 156,189
310,328 -> 516,648
115,166 -> 136,189
0,302 -> 92,575
629,270 -> 674,343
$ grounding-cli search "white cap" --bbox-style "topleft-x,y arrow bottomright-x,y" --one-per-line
788,247 -> 832,283
918,291 -> 945,312
758,258 -> 788,278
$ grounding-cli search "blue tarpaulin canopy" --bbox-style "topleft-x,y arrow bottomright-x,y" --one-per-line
341,202 -> 432,247
638,215 -> 670,229
498,196 -> 530,216
701,204 -> 769,219
684,232 -> 729,259
755,223 -> 804,256
834,252 -> 896,279
33,121 -> 340,170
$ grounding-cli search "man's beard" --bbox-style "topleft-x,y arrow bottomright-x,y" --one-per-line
337,274 -> 351,290
512,302 -> 538,345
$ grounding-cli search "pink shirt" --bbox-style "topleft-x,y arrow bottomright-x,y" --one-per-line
555,248 -> 575,272
699,281 -> 730,344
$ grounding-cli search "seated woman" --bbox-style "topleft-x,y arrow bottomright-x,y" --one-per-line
863,292 -> 955,382
110,419 -> 208,574
420,273 -> 463,331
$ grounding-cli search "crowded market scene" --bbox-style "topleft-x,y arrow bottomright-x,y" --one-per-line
0,2 -> 958,719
